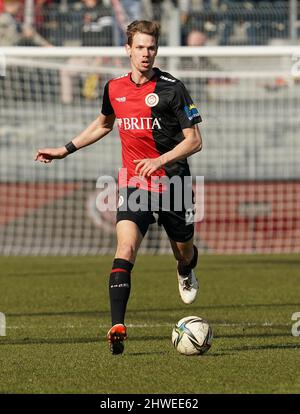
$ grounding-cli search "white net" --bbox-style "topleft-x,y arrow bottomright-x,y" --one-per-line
1,46 -> 300,254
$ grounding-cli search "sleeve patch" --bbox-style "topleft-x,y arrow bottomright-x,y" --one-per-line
184,104 -> 200,121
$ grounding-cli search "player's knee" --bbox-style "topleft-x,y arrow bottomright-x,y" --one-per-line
116,243 -> 137,262
177,245 -> 197,266
179,252 -> 193,265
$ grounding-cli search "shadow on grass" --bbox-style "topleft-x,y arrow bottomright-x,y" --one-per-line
215,332 -> 291,339
0,337 -> 101,346
127,351 -> 168,356
7,311 -> 103,318
203,258 -> 300,266
0,335 -> 171,346
127,351 -> 233,357
7,301 -> 300,318
0,331 -> 294,348
230,343 -> 300,352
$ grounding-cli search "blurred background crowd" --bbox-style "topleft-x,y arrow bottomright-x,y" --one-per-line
0,0 -> 299,47
1,1 -> 300,256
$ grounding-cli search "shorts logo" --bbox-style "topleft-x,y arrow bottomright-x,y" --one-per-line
117,195 -> 124,208
145,93 -> 159,107
184,104 -> 200,121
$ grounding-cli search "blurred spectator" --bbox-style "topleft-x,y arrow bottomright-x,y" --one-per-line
183,29 -> 219,70
178,0 -> 189,40
34,0 -> 52,38
59,0 -> 113,104
186,29 -> 206,47
182,29 -> 220,102
111,0 -> 141,45
120,0 -> 140,21
60,56 -> 103,104
80,0 -> 113,46
0,0 -> 52,46
141,0 -> 163,23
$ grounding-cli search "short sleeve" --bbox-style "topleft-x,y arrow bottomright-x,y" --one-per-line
101,82 -> 114,116
170,82 -> 202,129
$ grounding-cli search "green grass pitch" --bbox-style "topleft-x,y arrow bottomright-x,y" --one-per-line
0,254 -> 299,394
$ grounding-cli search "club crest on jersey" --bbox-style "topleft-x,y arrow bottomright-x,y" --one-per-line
145,93 -> 159,107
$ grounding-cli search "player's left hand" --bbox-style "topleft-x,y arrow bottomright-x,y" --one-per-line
134,157 -> 163,178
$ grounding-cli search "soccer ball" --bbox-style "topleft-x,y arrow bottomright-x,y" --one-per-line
172,316 -> 213,356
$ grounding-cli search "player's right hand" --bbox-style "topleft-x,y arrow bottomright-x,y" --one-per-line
34,147 -> 68,163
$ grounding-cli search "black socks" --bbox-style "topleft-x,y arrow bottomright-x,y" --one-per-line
177,245 -> 198,276
109,258 -> 133,326
108,247 -> 198,326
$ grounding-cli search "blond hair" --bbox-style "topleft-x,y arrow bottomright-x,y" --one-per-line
126,20 -> 160,47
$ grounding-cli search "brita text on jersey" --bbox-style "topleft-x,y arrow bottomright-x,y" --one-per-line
117,117 -> 162,130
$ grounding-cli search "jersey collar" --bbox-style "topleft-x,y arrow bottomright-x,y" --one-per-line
129,68 -> 158,87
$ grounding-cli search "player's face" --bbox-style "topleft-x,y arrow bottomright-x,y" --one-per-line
126,33 -> 158,74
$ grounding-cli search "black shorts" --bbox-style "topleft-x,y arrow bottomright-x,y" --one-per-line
116,186 -> 194,243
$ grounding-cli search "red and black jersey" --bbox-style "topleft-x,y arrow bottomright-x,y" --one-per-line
101,67 -> 202,192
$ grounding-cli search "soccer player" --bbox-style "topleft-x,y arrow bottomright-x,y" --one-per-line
35,20 -> 203,355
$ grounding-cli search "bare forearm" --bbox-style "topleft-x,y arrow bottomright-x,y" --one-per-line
72,117 -> 112,150
35,114 -> 115,162
158,126 -> 202,166
159,136 -> 202,166
133,133 -> 202,178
